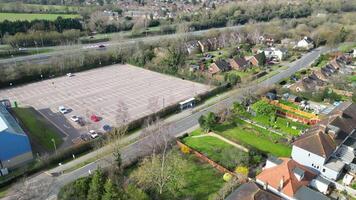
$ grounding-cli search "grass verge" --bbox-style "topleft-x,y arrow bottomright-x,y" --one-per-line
12,107 -> 63,152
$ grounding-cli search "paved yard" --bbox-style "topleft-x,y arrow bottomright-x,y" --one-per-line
0,64 -> 210,147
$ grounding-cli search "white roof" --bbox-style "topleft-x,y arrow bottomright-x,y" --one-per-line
179,98 -> 195,105
0,117 -> 8,132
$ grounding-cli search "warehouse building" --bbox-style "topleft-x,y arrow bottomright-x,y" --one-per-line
0,103 -> 33,175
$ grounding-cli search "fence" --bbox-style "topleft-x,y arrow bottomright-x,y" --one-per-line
276,110 -> 320,125
266,98 -> 319,120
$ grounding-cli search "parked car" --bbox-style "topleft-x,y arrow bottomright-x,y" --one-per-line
88,130 -> 99,139
98,44 -> 106,48
70,115 -> 80,122
90,114 -> 100,122
66,73 -> 74,77
58,106 -> 69,114
102,124 -> 112,132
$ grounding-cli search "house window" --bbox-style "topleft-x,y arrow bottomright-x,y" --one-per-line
322,168 -> 326,173
308,153 -> 310,157
312,164 -> 314,167
317,166 -> 319,169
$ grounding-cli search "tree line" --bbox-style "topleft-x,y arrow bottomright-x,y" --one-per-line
3,29 -> 81,47
0,17 -> 82,36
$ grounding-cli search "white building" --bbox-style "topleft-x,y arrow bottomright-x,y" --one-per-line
296,36 -> 314,50
264,47 -> 287,61
292,102 -> 356,181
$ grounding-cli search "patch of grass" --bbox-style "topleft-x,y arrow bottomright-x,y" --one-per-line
348,75 -> 356,83
12,107 -> 63,152
183,134 -> 247,169
0,12 -> 80,21
250,114 -> 308,136
0,185 -> 10,198
178,154 -> 225,199
215,119 -> 291,157
278,99 -> 299,109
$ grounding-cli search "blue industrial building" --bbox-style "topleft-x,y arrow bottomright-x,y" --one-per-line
0,103 -> 33,174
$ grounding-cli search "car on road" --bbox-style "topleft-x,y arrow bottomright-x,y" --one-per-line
70,115 -> 80,122
66,73 -> 74,77
88,130 -> 99,139
90,114 -> 100,122
58,106 -> 69,114
98,44 -> 106,48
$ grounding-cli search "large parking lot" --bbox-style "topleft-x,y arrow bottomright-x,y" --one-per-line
0,64 -> 210,147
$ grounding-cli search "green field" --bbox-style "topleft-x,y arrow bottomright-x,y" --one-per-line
0,12 -> 80,21
214,119 -> 292,157
12,107 -> 63,152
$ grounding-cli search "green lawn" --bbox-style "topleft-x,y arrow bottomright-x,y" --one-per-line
12,107 -> 63,152
183,134 -> 248,169
0,12 -> 80,21
214,119 -> 291,157
348,75 -> 356,83
278,99 -> 299,109
176,154 -> 225,199
250,114 -> 308,136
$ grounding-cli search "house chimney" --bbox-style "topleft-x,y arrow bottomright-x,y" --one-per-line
279,176 -> 284,191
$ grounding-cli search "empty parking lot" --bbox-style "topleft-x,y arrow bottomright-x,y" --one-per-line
0,64 -> 210,146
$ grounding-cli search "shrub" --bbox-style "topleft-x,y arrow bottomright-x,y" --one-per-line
223,173 -> 232,182
235,166 -> 248,176
180,145 -> 191,154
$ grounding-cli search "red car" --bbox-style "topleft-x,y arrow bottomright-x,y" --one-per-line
90,114 -> 100,122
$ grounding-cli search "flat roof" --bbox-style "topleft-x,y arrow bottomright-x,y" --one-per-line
324,157 -> 345,172
179,97 -> 195,105
0,104 -> 25,135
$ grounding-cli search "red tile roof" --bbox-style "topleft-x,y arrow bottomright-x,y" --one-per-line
256,158 -> 316,198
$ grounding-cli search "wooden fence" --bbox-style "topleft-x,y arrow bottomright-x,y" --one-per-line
276,110 -> 320,125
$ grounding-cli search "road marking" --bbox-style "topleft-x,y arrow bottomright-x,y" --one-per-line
37,110 -> 69,137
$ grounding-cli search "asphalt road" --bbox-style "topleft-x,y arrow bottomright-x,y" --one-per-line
0,26 -> 244,67
2,46 -> 330,200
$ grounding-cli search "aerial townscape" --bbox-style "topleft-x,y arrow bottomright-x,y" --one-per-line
0,0 -> 355,200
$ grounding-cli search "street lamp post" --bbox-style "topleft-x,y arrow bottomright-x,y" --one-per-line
51,138 -> 57,155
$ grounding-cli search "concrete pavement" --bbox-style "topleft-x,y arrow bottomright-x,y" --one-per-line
1,46 -> 330,200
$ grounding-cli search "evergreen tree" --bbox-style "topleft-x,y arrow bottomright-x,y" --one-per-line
102,179 -> 120,200
87,169 -> 105,200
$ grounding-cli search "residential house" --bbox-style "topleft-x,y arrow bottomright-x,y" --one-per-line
312,70 -> 328,82
289,76 -> 322,93
264,47 -> 287,61
0,104 -> 33,176
226,181 -> 281,200
329,59 -> 342,71
291,102 -> 356,181
296,37 -> 314,50
208,60 -> 231,75
229,57 -> 249,71
256,157 -> 330,200
247,52 -> 266,66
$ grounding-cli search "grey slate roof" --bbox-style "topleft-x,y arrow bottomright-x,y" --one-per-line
294,186 -> 330,200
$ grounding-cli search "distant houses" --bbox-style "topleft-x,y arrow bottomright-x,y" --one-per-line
246,52 -> 266,67
0,104 -> 33,176
264,47 -> 287,62
296,36 -> 315,50
208,60 -> 231,75
229,57 -> 249,70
